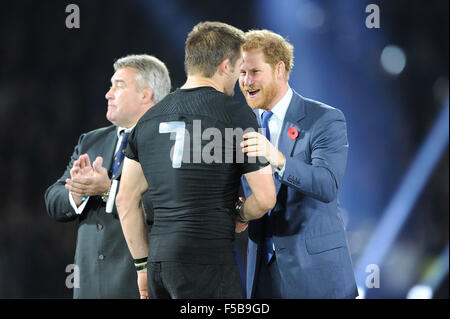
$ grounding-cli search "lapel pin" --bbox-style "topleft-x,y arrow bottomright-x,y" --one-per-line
288,127 -> 299,140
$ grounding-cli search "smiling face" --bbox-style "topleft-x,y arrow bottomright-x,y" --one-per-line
239,49 -> 280,111
105,67 -> 144,128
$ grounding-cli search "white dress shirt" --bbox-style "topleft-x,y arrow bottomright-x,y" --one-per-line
258,87 -> 293,177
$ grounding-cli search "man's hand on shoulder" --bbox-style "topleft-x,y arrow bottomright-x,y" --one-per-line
241,132 -> 286,169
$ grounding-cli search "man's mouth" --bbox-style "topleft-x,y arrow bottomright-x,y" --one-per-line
247,88 -> 261,98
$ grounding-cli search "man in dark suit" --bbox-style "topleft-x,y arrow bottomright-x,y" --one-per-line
239,30 -> 358,298
44,54 -> 171,298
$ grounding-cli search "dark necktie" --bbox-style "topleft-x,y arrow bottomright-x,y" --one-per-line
261,111 -> 274,264
111,131 -> 129,179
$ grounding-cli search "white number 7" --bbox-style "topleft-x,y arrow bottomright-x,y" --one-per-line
159,121 -> 186,168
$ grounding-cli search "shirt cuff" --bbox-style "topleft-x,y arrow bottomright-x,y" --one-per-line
69,192 -> 89,215
274,162 -> 286,180
106,180 -> 119,213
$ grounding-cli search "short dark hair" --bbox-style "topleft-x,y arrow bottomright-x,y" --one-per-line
184,21 -> 246,78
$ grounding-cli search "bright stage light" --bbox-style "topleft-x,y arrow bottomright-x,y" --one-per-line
407,285 -> 433,299
380,45 -> 407,75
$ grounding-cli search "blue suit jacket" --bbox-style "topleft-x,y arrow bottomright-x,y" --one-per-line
242,91 -> 358,298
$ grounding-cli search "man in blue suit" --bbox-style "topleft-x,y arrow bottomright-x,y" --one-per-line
239,30 -> 358,298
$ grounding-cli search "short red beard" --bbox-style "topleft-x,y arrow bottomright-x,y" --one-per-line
242,75 -> 278,110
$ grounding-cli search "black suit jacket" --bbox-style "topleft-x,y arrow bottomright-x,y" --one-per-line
45,125 -> 152,298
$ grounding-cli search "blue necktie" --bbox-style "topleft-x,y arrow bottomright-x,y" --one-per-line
111,132 -> 129,179
261,111 -> 274,264
261,111 -> 273,142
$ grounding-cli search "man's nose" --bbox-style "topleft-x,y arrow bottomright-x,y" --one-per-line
241,74 -> 253,87
105,87 -> 114,100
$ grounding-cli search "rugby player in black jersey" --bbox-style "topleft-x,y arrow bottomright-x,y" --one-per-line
116,22 -> 276,299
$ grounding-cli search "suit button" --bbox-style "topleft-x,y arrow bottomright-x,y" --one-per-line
98,254 -> 105,260
97,223 -> 103,231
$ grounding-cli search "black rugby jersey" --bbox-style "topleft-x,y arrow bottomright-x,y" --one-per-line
125,86 -> 267,264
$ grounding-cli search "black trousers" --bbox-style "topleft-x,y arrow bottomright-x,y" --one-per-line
147,261 -> 245,299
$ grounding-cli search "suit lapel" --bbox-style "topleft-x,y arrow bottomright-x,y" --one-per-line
276,91 -> 305,194
100,130 -> 118,178
253,93 -> 305,195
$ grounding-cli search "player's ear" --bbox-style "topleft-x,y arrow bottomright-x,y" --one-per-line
141,87 -> 154,105
217,58 -> 231,76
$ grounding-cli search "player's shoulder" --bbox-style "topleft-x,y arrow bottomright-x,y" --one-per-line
137,92 -> 175,125
227,97 -> 258,121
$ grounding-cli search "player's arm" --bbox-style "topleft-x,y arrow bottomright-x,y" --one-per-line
116,157 -> 149,299
240,165 -> 276,221
116,157 -> 149,259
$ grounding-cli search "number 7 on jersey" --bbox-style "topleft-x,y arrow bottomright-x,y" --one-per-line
159,121 -> 186,168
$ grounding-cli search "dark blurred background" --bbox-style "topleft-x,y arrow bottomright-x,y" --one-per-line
0,0 -> 447,298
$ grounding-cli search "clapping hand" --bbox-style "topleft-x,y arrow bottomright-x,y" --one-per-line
65,154 -> 111,205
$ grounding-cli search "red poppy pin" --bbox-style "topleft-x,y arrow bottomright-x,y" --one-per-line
288,127 -> 299,140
